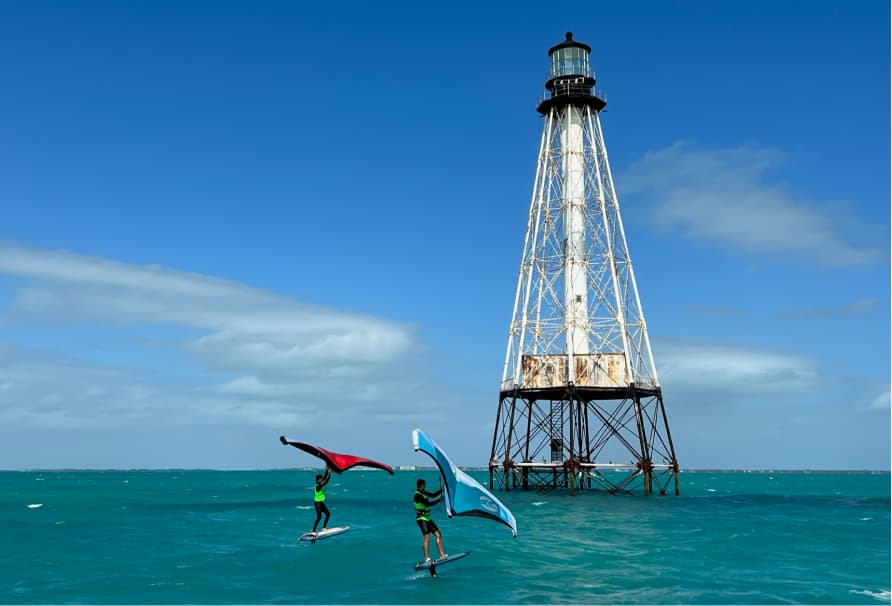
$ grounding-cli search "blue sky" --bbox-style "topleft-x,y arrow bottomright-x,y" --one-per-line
0,1 -> 888,470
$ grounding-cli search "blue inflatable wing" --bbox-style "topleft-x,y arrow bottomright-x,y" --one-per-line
412,428 -> 517,537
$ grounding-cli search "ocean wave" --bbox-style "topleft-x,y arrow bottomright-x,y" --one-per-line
850,588 -> 891,602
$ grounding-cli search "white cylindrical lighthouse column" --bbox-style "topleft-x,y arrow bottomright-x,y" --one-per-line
562,106 -> 589,379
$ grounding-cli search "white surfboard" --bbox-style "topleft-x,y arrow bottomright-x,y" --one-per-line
298,526 -> 350,543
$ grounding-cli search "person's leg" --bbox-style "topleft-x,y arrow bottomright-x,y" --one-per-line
418,519 -> 432,561
312,502 -> 323,532
415,520 -> 431,561
321,503 -> 331,531
433,529 -> 446,559
422,533 -> 431,561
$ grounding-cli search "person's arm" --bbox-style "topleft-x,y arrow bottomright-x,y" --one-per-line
417,491 -> 441,508
423,489 -> 443,507
319,467 -> 332,487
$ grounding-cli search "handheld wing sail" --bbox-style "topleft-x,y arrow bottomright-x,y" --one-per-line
279,436 -> 394,474
412,428 -> 517,536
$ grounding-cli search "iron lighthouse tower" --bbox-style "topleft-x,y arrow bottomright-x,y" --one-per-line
489,33 -> 679,496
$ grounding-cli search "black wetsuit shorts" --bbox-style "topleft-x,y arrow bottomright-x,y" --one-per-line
416,518 -> 439,535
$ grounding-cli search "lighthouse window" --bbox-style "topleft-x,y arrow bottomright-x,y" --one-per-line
552,46 -> 589,78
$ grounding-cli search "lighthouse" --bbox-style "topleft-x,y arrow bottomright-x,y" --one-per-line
489,33 -> 679,496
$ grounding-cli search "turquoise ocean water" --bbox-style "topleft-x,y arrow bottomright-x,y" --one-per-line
1,469 -> 889,604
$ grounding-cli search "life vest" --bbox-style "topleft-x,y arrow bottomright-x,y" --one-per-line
314,483 -> 326,502
414,490 -> 431,521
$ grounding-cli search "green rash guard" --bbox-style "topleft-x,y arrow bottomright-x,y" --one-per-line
314,469 -> 330,502
414,488 -> 442,521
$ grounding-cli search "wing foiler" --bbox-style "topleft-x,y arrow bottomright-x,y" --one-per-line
279,436 -> 394,474
412,428 -> 517,537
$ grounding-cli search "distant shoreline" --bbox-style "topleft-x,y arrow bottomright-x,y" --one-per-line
1,467 -> 889,473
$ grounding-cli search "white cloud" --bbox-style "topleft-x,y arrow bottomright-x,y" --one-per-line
0,344 -> 164,429
0,242 -> 431,433
866,391 -> 890,411
620,142 -> 881,266
654,337 -> 817,400
0,343 -> 322,431
780,298 -> 884,320
0,241 -> 416,370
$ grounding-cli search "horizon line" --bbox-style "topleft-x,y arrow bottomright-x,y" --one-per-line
1,467 -> 889,473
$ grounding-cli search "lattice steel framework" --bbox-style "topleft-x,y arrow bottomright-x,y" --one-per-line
489,33 -> 679,495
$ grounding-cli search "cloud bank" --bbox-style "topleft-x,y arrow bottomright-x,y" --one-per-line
0,242 -> 425,432
0,242 -> 884,469
654,337 -> 818,400
620,142 -> 881,266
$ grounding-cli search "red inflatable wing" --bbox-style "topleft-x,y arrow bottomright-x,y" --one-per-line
279,436 -> 394,474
